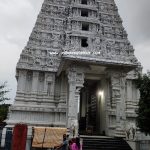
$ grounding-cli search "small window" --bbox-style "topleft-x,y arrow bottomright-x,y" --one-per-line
81,0 -> 87,4
81,38 -> 88,47
82,23 -> 89,31
81,9 -> 88,17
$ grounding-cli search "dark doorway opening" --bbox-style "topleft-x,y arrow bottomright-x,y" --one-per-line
81,9 -> 88,17
82,22 -> 89,31
79,79 -> 100,135
81,0 -> 87,5
81,38 -> 88,47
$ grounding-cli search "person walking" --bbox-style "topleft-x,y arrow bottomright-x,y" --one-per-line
71,137 -> 81,150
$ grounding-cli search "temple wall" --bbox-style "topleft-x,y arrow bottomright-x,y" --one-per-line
7,70 -> 67,127
8,68 -> 141,139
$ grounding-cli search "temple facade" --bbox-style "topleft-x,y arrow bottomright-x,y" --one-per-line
6,0 -> 148,148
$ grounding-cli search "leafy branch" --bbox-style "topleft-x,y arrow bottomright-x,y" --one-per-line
136,73 -> 150,135
0,82 -> 10,102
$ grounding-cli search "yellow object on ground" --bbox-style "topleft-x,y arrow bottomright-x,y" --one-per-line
32,127 -> 67,148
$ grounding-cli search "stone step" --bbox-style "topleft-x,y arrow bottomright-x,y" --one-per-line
80,135 -> 132,150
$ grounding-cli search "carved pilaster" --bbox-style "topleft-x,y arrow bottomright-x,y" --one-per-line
107,70 -> 127,137
32,71 -> 39,94
17,70 -> 27,92
67,70 -> 76,137
45,73 -> 55,96
67,67 -> 85,137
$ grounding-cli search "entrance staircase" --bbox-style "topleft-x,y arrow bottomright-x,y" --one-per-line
81,135 -> 132,150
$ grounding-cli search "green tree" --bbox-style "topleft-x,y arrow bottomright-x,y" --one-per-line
136,73 -> 150,135
0,82 -> 10,102
0,104 -> 10,122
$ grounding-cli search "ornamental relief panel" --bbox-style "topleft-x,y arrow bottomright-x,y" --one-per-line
45,0 -> 69,6
17,0 -> 138,72
62,28 -> 137,63
67,67 -> 85,87
19,48 -> 61,70
35,23 -> 64,32
76,73 -> 84,85
99,3 -> 116,14
109,72 -> 127,107
41,4 -> 67,18
26,29 -> 64,50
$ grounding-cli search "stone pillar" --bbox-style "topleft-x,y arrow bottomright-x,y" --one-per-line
67,70 -> 77,137
32,71 -> 39,94
117,74 -> 126,137
119,74 -> 127,135
17,70 -> 27,92
74,87 -> 81,136
108,70 -> 127,137
67,68 -> 84,137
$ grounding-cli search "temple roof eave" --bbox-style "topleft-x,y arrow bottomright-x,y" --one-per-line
57,55 -> 138,76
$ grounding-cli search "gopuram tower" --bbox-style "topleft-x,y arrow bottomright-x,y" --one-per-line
7,0 -> 142,142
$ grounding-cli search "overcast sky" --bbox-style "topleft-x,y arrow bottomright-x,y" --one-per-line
0,0 -> 150,103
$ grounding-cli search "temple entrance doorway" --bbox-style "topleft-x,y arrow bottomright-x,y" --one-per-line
79,79 -> 103,135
